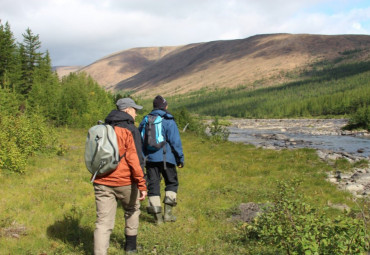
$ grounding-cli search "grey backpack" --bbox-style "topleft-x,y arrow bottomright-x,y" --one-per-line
84,123 -> 125,182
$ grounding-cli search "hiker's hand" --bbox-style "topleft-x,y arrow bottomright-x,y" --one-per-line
177,162 -> 184,168
139,190 -> 147,201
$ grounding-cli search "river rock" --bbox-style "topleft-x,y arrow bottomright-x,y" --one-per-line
327,177 -> 338,183
345,184 -> 365,193
355,174 -> 370,185
273,134 -> 289,140
338,173 -> 352,180
326,153 -> 343,161
357,148 -> 365,153
263,144 -> 278,150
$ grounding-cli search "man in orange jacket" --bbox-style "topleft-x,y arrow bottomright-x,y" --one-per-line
93,98 -> 147,254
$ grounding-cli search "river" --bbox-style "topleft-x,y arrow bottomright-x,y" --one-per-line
227,119 -> 370,158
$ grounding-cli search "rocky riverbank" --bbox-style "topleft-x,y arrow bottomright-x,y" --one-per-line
231,118 -> 369,137
227,118 -> 370,198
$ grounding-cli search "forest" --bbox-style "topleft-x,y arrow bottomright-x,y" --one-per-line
168,61 -> 370,130
0,22 -> 115,172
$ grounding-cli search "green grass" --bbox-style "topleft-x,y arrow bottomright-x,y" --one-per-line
0,128 -> 364,254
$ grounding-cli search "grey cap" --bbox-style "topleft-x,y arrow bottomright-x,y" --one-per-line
116,98 -> 143,110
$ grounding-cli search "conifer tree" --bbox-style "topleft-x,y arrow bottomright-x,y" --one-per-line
29,50 -> 61,121
18,28 -> 42,95
0,21 -> 18,89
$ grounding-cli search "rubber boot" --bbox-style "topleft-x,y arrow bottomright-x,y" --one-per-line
147,196 -> 163,225
164,203 -> 177,222
163,191 -> 177,222
124,235 -> 137,253
154,212 -> 163,225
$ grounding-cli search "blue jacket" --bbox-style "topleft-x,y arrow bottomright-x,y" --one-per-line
139,109 -> 184,166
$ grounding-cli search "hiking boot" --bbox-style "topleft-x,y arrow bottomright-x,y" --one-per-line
164,204 -> 177,222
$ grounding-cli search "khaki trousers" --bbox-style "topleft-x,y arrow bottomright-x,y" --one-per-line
93,184 -> 140,255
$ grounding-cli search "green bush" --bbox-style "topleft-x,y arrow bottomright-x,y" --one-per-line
346,105 -> 370,131
208,117 -> 230,142
172,108 -> 206,135
0,88 -> 21,115
244,180 -> 369,254
57,73 -> 115,128
0,113 -> 59,173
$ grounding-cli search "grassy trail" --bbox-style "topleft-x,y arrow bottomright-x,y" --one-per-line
0,128 -> 356,254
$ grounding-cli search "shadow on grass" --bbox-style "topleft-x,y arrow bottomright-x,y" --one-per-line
140,211 -> 156,224
46,207 -> 156,253
47,211 -> 94,254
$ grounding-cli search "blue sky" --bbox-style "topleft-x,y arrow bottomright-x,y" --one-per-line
1,0 -> 369,66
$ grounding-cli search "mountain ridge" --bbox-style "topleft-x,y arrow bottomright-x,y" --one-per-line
54,33 -> 370,97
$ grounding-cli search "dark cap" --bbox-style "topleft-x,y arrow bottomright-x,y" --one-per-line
116,98 -> 143,110
153,95 -> 168,110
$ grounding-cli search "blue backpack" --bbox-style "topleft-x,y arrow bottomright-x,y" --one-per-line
141,115 -> 166,152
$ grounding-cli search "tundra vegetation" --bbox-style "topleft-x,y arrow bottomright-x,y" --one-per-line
0,21 -> 369,254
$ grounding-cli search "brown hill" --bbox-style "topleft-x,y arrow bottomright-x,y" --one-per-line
54,46 -> 182,89
55,33 -> 370,97
77,46 -> 182,90
53,66 -> 82,77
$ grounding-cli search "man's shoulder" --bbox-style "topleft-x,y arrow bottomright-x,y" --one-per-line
149,109 -> 173,118
116,122 -> 136,131
114,126 -> 133,137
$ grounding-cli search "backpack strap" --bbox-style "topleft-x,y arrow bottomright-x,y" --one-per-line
111,124 -> 126,162
155,115 -> 168,170
163,139 -> 167,170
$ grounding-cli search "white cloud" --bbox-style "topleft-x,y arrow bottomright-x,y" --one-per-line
0,0 -> 369,66
352,22 -> 362,30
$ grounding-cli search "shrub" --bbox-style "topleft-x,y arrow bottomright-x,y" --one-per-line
244,180 -> 369,254
208,117 -> 230,142
345,105 -> 370,131
172,108 -> 206,135
57,73 -> 115,128
0,112 -> 59,173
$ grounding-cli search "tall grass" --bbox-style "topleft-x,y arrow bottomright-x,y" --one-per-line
0,128 -> 363,254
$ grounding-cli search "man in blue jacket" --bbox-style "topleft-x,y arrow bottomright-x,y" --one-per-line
139,95 -> 184,224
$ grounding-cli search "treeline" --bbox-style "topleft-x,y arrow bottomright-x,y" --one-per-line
169,61 -> 370,130
0,21 -> 115,172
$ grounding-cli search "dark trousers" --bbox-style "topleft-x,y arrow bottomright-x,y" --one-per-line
146,162 -> 178,197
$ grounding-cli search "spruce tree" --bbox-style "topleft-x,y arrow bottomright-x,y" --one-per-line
0,21 -> 18,89
18,28 -> 42,95
29,50 -> 61,121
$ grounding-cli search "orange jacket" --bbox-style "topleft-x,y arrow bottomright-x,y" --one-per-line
94,126 -> 147,191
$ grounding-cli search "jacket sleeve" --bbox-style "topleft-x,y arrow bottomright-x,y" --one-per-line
125,131 -> 147,191
166,119 -> 184,164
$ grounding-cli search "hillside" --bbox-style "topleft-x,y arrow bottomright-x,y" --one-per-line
52,66 -> 82,77
77,46 -> 182,90
55,33 -> 370,97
